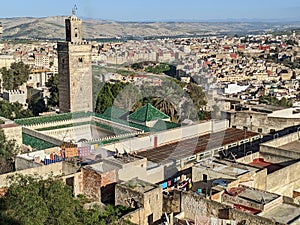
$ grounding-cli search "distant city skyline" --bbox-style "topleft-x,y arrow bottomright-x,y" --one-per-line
1,0 -> 300,22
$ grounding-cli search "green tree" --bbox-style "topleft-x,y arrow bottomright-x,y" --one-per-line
186,83 -> 207,112
0,175 -> 81,225
110,82 -> 127,98
0,127 -> 19,175
92,76 -> 104,110
28,96 -> 48,116
114,83 -> 141,110
259,95 -> 292,107
0,175 -> 134,225
95,83 -> 114,114
0,61 -> 30,90
0,101 -> 33,120
45,74 -> 59,107
145,63 -> 170,74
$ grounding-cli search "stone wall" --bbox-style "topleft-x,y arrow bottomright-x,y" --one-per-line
2,90 -> 27,105
145,164 -> 164,184
266,160 -> 300,197
117,158 -> 148,182
82,167 -> 102,201
163,189 -> 181,214
230,110 -> 300,134
181,191 -> 284,225
144,187 -> 163,224
121,208 -> 145,225
82,167 -> 117,203
260,145 -> 300,161
2,124 -> 22,146
115,183 -> 162,225
0,161 -> 82,196
62,172 -> 83,196
15,156 -> 42,171
261,131 -> 299,148
100,169 -> 118,204
0,162 -> 65,188
115,184 -> 145,209
104,120 -> 229,153
237,152 -> 260,164
259,151 -> 295,164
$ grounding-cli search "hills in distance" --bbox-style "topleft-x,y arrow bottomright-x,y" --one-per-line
1,16 -> 300,40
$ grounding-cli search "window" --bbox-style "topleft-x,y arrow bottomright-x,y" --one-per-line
258,128 -> 262,133
270,129 -> 276,133
243,126 -> 248,131
203,174 -> 208,183
232,125 -> 236,128
74,28 -> 78,38
78,58 -> 83,63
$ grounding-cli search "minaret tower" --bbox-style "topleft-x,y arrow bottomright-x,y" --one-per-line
57,5 -> 93,113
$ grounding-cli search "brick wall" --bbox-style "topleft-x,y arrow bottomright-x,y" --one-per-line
82,167 -> 102,201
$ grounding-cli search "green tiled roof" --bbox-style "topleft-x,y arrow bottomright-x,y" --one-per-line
93,113 -> 150,132
15,112 -> 93,126
102,106 -> 128,119
22,133 -> 56,150
152,119 -> 181,131
128,103 -> 169,123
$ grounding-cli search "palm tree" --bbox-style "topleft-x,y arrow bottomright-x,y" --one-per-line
152,97 -> 177,121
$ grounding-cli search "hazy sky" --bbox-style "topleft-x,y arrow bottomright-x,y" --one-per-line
1,0 -> 300,21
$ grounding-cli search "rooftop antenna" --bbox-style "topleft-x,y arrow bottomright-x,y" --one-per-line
72,4 -> 78,16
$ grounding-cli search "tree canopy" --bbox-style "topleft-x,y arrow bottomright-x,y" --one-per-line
28,96 -> 48,116
95,83 -> 116,114
0,61 -> 30,90
94,78 -> 207,122
259,95 -> 293,107
0,100 -> 33,120
45,74 -> 59,108
0,175 -> 134,225
0,127 -> 19,174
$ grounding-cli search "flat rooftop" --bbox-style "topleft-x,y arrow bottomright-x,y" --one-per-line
120,178 -> 158,193
87,155 -> 145,172
104,155 -> 145,167
279,140 -> 300,152
251,104 -> 285,113
259,203 -> 300,225
138,128 -> 259,163
249,158 -> 284,174
195,159 -> 258,178
268,108 -> 300,119
224,186 -> 280,215
227,186 -> 279,205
